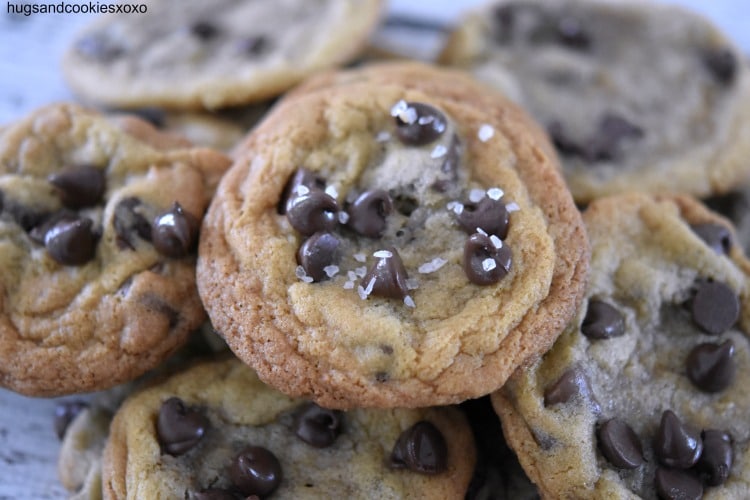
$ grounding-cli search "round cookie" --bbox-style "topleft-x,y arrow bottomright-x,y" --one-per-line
0,103 -> 231,396
101,357 -> 476,499
439,0 -> 750,203
62,0 -> 384,110
493,193 -> 750,499
197,61 -> 589,409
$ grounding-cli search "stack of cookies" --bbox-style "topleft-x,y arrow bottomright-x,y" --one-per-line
1,0 -> 749,499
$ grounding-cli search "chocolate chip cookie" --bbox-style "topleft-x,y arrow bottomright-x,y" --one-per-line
0,103 -> 230,396
62,0 -> 384,110
439,0 -> 750,203
101,357 -> 475,499
493,193 -> 750,499
197,61 -> 589,408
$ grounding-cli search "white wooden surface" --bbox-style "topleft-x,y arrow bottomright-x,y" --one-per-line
0,1 -> 747,498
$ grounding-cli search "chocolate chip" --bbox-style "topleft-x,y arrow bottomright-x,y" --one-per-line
236,35 -> 267,56
74,32 -> 124,61
456,197 -> 509,238
690,223 -> 732,255
691,280 -> 739,335
392,101 -> 447,146
113,197 -> 152,250
293,403 -> 343,448
141,294 -> 180,329
229,446 -> 283,497
362,247 -> 409,299
492,4 -> 515,43
583,113 -> 643,162
704,48 -> 737,85
48,166 -> 106,209
286,190 -> 338,236
655,467 -> 703,500
190,21 -> 219,40
463,233 -> 512,286
151,202 -> 200,258
389,421 -> 448,475
695,430 -> 733,486
544,367 -> 598,412
654,410 -> 703,469
686,340 -> 735,393
54,400 -> 88,440
296,232 -> 340,282
1,197 -> 49,233
347,189 -> 393,238
157,397 -> 209,456
547,121 -> 583,157
581,300 -> 625,340
278,168 -> 326,215
28,209 -> 77,245
45,217 -> 98,265
556,16 -> 590,49
597,419 -> 645,469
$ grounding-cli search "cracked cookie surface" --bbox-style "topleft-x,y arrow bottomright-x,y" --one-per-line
0,103 -> 230,396
197,62 -> 588,408
102,357 -> 475,499
62,0 -> 383,109
493,193 -> 750,499
439,0 -> 750,203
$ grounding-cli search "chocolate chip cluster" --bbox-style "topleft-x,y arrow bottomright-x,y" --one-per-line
0,165 -> 199,266
280,101 -> 517,305
543,221 -> 740,499
155,398 -> 448,498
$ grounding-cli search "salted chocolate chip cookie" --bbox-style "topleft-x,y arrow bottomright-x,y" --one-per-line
439,0 -> 750,203
101,357 -> 475,499
197,61 -> 588,408
493,193 -> 750,499
0,103 -> 230,396
62,0 -> 384,110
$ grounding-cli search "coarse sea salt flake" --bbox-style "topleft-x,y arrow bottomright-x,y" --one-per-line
490,235 -> 503,249
343,281 -> 355,289
373,250 -> 393,259
325,185 -> 338,198
355,266 -> 367,278
446,201 -> 464,215
478,124 -> 494,142
469,188 -> 485,203
337,211 -> 349,224
347,271 -> 358,281
294,185 -> 310,196
323,265 -> 339,277
406,278 -> 419,290
376,131 -> 391,142
431,144 -> 447,158
357,286 -> 368,300
482,258 -> 497,272
506,202 -> 520,212
477,227 -> 488,236
400,107 -> 418,125
404,295 -> 416,308
295,265 -> 313,283
487,187 -> 504,200
365,277 -> 376,295
390,100 -> 408,117
354,253 -> 366,263
418,257 -> 447,274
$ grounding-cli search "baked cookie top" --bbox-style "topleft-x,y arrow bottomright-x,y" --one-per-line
62,0 -> 384,109
102,357 -> 476,499
439,0 -> 750,203
493,193 -> 750,499
197,62 -> 589,409
0,103 -> 230,396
